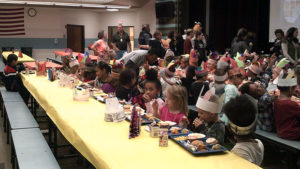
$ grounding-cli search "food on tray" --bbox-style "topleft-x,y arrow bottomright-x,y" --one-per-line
206,137 -> 218,145
170,127 -> 181,130
170,127 -> 181,134
136,107 -> 142,112
79,83 -> 91,89
197,143 -> 206,150
119,99 -> 126,105
212,144 -> 222,150
144,114 -> 156,121
171,128 -> 179,134
159,122 -> 170,128
123,105 -> 131,110
199,149 -> 207,152
191,140 -> 204,147
163,121 -> 176,126
187,136 -> 198,142
174,136 -> 187,141
100,94 -> 109,99
188,133 -> 205,139
181,128 -> 189,134
186,144 -> 197,152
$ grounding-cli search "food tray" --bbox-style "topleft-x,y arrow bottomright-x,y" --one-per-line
170,134 -> 227,155
126,115 -> 160,125
168,125 -> 192,136
93,95 -> 106,103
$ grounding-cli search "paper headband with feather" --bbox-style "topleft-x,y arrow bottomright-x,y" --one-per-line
277,58 -> 290,68
277,69 -> 297,87
196,87 -> 223,114
228,117 -> 257,136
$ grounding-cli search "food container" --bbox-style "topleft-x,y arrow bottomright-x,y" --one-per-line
150,125 -> 160,137
158,122 -> 169,147
159,129 -> 168,147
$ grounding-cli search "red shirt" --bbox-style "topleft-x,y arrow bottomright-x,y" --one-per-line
274,99 -> 300,140
4,65 -> 16,74
184,37 -> 192,54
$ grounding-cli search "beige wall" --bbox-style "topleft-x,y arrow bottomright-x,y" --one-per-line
0,0 -> 156,60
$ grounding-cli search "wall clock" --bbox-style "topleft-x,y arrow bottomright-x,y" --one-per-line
28,8 -> 37,17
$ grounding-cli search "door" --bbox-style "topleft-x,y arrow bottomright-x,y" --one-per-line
108,26 -> 134,50
66,25 -> 84,53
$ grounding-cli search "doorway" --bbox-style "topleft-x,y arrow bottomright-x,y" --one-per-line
66,24 -> 85,53
108,26 -> 134,51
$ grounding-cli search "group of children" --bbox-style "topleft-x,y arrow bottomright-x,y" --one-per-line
3,27 -> 300,167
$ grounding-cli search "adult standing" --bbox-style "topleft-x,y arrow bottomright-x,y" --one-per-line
138,24 -> 152,50
112,24 -> 132,59
270,29 -> 284,55
281,27 -> 299,64
183,29 -> 193,54
191,22 -> 207,49
91,30 -> 110,63
231,28 -> 250,57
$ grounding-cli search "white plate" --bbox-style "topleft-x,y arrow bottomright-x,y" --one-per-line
188,133 -> 206,139
163,121 -> 176,126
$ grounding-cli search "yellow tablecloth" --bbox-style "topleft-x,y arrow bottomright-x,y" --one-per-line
21,74 -> 261,169
2,51 -> 35,63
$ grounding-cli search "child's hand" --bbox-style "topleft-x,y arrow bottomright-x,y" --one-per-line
152,100 -> 158,111
179,116 -> 189,128
193,118 -> 203,128
142,94 -> 151,103
152,100 -> 159,117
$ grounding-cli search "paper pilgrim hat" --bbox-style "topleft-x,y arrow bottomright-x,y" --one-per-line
196,87 -> 222,114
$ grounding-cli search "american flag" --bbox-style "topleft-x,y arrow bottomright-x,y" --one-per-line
0,7 -> 25,36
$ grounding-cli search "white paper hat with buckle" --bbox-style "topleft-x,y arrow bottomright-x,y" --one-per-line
277,69 -> 297,87
196,87 -> 222,114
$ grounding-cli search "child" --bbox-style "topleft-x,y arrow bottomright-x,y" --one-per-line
116,68 -> 137,101
191,68 -> 209,104
61,56 -> 71,74
224,95 -> 264,166
179,56 -> 189,75
102,62 -> 123,94
153,85 -> 189,127
132,69 -> 164,114
191,88 -> 225,144
180,66 -> 196,105
160,62 -> 181,98
82,63 -> 96,82
3,54 -> 29,103
211,69 -> 227,97
93,61 -> 111,89
274,74 -> 300,140
224,68 -> 243,104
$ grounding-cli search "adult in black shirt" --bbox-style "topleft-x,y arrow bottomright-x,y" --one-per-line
112,24 -> 132,59
138,24 -> 152,50
194,32 -> 207,66
270,29 -> 284,55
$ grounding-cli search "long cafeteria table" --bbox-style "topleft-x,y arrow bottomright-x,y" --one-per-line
21,73 -> 261,169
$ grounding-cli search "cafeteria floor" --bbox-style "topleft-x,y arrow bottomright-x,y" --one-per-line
0,105 -> 296,169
